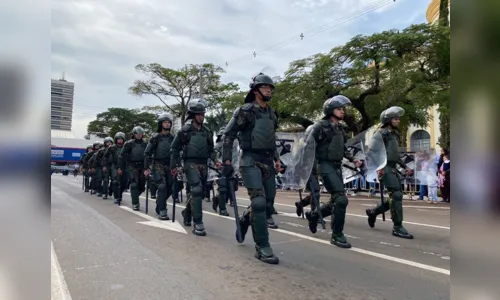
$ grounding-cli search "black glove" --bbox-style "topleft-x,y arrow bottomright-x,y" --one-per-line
222,163 -> 233,177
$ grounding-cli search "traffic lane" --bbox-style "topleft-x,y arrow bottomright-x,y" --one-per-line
57,177 -> 449,300
237,190 -> 451,228
51,184 -> 220,300
63,176 -> 450,270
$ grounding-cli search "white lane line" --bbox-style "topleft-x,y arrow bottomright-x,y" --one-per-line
59,179 -> 451,275
360,203 -> 450,210
51,241 -> 73,300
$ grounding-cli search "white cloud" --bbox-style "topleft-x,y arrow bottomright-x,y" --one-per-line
50,0 -> 430,137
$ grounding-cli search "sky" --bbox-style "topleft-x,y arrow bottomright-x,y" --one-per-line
51,0 -> 432,138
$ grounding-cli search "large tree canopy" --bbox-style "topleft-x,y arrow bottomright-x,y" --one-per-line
220,23 -> 450,136
87,107 -> 157,139
129,63 -> 239,126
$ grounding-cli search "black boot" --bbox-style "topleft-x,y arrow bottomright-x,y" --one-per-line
192,223 -> 206,236
254,245 -> 279,265
392,226 -> 414,239
219,209 -> 229,217
305,211 -> 318,234
236,211 -> 251,243
267,216 -> 278,229
132,204 -> 140,211
366,208 -> 377,228
181,210 -> 191,226
295,201 -> 304,217
158,209 -> 170,221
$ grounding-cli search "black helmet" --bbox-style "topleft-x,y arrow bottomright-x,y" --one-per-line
187,99 -> 207,115
104,137 -> 113,145
132,126 -> 145,135
98,141 -> 104,148
380,106 -> 405,125
245,73 -> 275,103
86,144 -> 93,151
323,95 -> 351,117
157,113 -> 173,132
92,141 -> 100,149
114,132 -> 126,143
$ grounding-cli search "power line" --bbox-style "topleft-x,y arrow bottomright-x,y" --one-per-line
224,0 -> 396,67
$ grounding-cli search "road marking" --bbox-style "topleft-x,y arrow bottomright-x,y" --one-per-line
119,206 -> 187,234
272,229 -> 450,276
51,241 -> 73,300
360,203 -> 450,210
58,179 -> 451,274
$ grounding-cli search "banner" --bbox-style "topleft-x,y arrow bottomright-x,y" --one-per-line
50,147 -> 86,162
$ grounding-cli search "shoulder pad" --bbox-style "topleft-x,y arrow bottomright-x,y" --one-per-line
241,103 -> 254,111
318,119 -> 330,127
181,124 -> 191,132
151,132 -> 160,138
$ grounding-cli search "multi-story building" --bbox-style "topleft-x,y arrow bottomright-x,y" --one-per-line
51,78 -> 75,131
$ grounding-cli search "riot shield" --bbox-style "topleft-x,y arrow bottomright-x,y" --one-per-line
342,137 -> 367,184
363,131 -> 387,182
207,164 -> 219,182
280,126 -> 316,190
231,139 -> 240,175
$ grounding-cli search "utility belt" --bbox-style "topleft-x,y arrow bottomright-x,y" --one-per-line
242,149 -> 275,159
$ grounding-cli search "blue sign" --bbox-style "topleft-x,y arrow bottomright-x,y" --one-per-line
51,147 -> 86,162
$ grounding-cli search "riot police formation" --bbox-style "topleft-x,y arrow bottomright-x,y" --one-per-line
118,126 -> 147,211
72,87 -> 420,267
144,113 -> 175,220
170,99 -> 220,236
222,72 -> 283,264
365,106 -> 414,239
302,96 -> 362,249
103,132 -> 127,205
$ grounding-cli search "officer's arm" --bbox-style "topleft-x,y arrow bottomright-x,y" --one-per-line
273,110 -> 280,162
144,136 -> 156,169
343,132 -> 355,162
102,148 -> 110,167
222,107 -> 242,162
170,131 -> 183,169
118,142 -> 130,170
207,130 -> 217,164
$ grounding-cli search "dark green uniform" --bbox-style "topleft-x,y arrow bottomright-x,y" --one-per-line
366,106 -> 414,239
91,143 -> 107,197
211,127 -> 230,216
304,95 -> 356,248
118,127 -> 147,210
145,113 -> 175,220
222,72 -> 280,264
88,141 -> 101,194
81,145 -> 93,192
103,132 -> 127,205
171,99 -> 216,236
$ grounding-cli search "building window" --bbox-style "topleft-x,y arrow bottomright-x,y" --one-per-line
410,130 -> 431,151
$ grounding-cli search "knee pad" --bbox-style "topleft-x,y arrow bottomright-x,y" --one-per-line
333,193 -> 348,208
191,185 -> 204,198
391,191 -> 403,202
157,183 -> 167,192
248,189 -> 266,213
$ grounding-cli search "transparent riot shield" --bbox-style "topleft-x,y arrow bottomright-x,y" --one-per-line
343,135 -> 367,184
363,130 -> 388,182
231,139 -> 240,176
281,126 -> 316,190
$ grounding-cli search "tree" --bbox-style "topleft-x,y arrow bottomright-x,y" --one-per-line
437,0 -> 450,150
129,63 -> 238,126
219,23 -> 450,136
87,108 -> 157,139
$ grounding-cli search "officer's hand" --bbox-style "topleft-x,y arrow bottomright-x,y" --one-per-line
215,161 -> 222,169
377,169 -> 384,177
102,167 -> 107,173
171,168 -> 177,177
144,169 -> 151,177
354,159 -> 363,168
275,160 -> 284,173
405,168 -> 413,176
117,168 -> 122,176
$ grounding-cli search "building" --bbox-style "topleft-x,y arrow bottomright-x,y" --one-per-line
426,0 -> 450,24
51,77 -> 75,131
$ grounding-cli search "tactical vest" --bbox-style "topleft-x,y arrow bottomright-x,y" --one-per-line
239,104 -> 277,152
153,134 -> 174,161
380,128 -> 400,164
182,126 -> 211,159
110,146 -> 121,164
315,120 -> 345,162
129,140 -> 146,162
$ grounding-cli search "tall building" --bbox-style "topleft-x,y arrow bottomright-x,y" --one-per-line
51,77 -> 75,131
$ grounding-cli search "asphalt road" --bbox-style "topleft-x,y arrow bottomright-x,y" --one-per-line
52,175 -> 450,300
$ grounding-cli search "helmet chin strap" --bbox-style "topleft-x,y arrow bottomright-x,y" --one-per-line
257,90 -> 271,102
